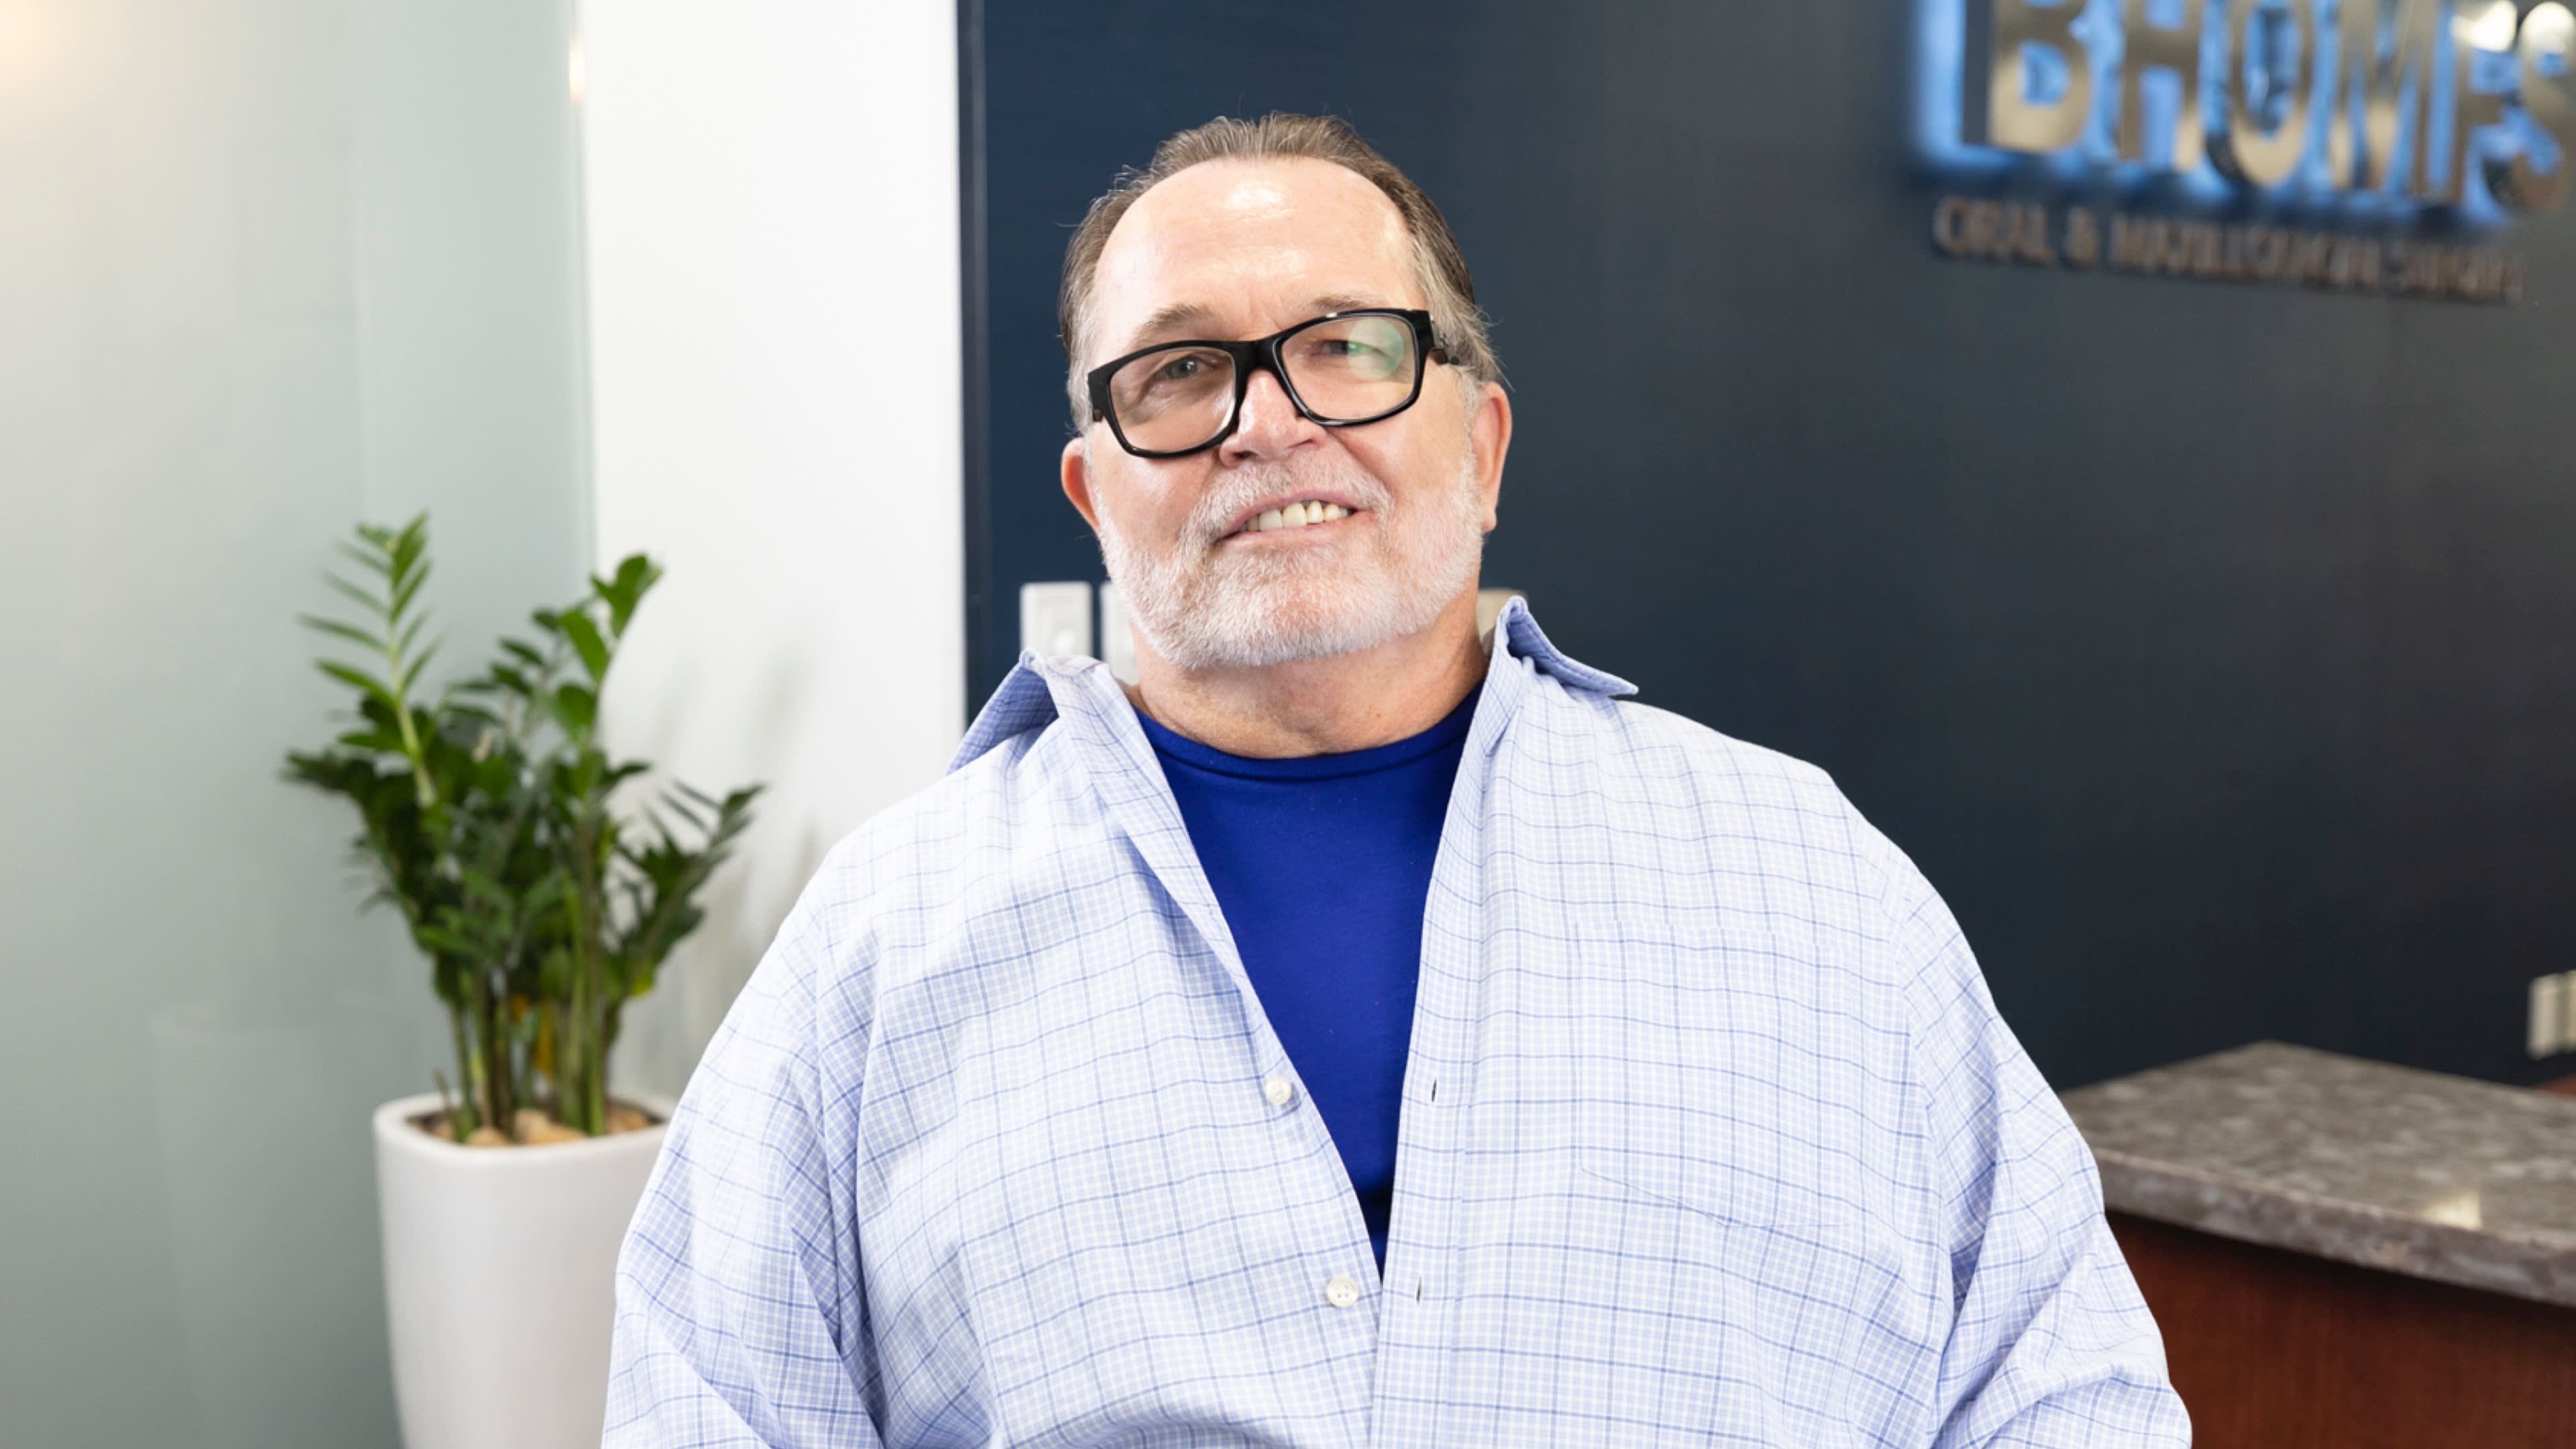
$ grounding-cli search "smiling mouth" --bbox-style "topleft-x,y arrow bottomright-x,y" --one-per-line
1230,500 -> 1354,537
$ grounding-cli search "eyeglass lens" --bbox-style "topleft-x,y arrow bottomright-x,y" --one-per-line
1106,313 -> 1419,453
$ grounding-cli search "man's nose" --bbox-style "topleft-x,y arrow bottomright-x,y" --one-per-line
1219,365 -> 1322,464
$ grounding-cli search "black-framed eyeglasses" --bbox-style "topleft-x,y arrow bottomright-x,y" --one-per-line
1085,309 -> 1446,459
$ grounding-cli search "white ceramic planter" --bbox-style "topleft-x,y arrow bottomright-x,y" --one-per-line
373,1091 -> 673,1449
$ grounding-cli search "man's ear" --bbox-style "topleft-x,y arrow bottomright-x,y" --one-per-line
1468,377 -> 1511,533
1061,435 -> 1102,533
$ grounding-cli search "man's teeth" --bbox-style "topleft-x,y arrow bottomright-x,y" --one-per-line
1243,501 -> 1350,533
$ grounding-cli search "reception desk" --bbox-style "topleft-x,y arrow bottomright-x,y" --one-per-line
2062,1042 -> 2576,1448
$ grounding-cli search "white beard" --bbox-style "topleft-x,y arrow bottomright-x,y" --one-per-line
1095,446 -> 1487,672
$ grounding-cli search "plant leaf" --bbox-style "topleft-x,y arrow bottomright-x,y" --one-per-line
298,615 -> 382,652
388,515 -> 429,590
550,682 -> 597,736
390,559 -> 433,625
415,924 -> 476,958
322,572 -> 385,616
394,640 -> 441,696
557,610 -> 610,684
395,610 -> 435,662
335,539 -> 393,578
316,661 -> 399,712
602,553 -> 663,637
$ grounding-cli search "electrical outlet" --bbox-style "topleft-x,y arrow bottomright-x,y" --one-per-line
2530,972 -> 2573,1059
1019,582 -> 1093,661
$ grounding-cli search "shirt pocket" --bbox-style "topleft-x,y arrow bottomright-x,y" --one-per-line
1560,1150 -> 1901,1448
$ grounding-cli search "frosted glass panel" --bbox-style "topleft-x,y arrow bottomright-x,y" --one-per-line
0,2 -> 588,1444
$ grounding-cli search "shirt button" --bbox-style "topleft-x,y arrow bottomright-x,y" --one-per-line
1263,1076 -> 1295,1108
1324,1275 -> 1361,1309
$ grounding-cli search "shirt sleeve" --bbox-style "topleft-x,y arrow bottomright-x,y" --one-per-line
604,883 -> 881,1448
1884,851 -> 2194,1449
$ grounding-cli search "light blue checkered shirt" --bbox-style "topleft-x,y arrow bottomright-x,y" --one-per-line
606,599 -> 2188,1448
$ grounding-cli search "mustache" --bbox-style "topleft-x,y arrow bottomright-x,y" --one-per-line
1182,461 -> 1393,545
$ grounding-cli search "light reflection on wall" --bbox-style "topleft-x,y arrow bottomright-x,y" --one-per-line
0,1 -> 76,118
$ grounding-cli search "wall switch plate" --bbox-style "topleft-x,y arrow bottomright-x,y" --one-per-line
1019,581 -> 1093,661
2529,972 -> 2571,1059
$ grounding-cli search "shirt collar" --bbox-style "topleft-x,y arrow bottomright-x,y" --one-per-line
1489,594 -> 1638,700
949,594 -> 1634,774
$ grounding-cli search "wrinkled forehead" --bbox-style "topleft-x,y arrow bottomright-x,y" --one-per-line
1088,158 -> 1421,356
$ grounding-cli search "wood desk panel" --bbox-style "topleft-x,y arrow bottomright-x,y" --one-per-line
2111,1212 -> 2576,1449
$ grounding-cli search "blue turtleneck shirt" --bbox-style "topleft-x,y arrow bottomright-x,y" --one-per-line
1136,691 -> 1477,1267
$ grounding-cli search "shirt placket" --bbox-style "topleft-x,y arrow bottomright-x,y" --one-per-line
1366,641 -> 1532,1449
1044,661 -> 1388,1432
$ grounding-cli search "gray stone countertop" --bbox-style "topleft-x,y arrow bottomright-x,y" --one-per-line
2060,1040 -> 2576,1308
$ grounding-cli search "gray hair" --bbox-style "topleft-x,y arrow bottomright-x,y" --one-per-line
1058,112 -> 1500,428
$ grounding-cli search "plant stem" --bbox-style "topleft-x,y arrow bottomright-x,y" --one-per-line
535,1002 -> 559,1121
466,966 -> 497,1135
431,1068 -> 461,1140
445,1003 -> 480,1138
484,968 -> 515,1139
568,900 -> 598,1135
384,629 -> 436,812
582,821 -> 609,1134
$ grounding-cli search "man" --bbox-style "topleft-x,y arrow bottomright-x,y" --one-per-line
607,114 -> 2189,1448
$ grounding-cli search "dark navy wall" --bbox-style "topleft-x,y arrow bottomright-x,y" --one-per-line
961,1 -> 2576,1089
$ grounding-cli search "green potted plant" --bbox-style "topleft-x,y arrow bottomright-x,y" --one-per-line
284,515 -> 757,1449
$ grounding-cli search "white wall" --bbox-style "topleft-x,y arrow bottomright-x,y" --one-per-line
578,0 -> 966,1095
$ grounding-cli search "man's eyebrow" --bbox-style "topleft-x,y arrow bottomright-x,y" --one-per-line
1121,302 -> 1222,353
1118,294 -> 1409,354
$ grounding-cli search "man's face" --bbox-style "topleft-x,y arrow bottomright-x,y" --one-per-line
1062,158 -> 1508,673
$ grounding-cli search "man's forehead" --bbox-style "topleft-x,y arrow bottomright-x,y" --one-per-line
1091,158 -> 1417,343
